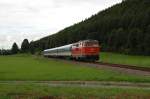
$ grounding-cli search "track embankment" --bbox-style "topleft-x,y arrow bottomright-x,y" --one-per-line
49,58 -> 150,76
94,62 -> 150,72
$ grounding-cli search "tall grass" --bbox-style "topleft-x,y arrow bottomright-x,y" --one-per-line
0,83 -> 150,99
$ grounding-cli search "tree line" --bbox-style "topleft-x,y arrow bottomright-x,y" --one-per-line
0,39 -> 35,55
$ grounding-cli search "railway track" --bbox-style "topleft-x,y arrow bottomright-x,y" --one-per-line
47,57 -> 150,73
92,62 -> 150,72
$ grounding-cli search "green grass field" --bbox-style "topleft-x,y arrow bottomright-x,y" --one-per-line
0,83 -> 150,99
100,52 -> 150,68
0,54 -> 150,82
0,54 -> 150,98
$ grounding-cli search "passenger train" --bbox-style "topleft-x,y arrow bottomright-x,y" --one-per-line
43,40 -> 100,61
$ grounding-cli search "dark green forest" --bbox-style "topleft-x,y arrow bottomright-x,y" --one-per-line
30,0 -> 150,55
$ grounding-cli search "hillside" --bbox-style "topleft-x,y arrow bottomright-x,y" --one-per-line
32,0 -> 150,55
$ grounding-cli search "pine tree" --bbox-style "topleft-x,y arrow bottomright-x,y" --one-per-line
29,41 -> 35,54
11,42 -> 19,54
21,39 -> 30,53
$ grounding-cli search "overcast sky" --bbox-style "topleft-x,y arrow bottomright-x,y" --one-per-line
0,0 -> 122,49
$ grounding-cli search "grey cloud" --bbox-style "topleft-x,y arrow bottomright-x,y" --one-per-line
52,0 -> 120,6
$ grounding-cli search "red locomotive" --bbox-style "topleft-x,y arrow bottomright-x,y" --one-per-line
43,40 -> 100,61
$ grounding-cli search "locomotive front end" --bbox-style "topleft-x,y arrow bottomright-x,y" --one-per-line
82,40 -> 100,61
72,40 -> 100,61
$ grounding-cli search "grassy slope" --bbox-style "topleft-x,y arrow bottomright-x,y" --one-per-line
100,52 -> 150,68
0,83 -> 150,99
0,55 -> 150,82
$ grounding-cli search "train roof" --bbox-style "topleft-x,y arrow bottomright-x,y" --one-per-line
78,39 -> 98,43
44,44 -> 73,52
43,40 -> 99,52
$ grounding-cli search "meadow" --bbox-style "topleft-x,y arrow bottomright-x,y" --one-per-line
0,54 -> 150,98
100,52 -> 150,68
0,83 -> 150,99
0,54 -> 149,82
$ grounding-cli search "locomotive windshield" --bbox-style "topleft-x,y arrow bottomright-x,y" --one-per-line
84,41 -> 99,47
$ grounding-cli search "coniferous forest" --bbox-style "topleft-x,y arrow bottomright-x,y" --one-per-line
31,0 -> 150,55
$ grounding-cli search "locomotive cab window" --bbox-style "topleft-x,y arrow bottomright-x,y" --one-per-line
84,41 -> 99,47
